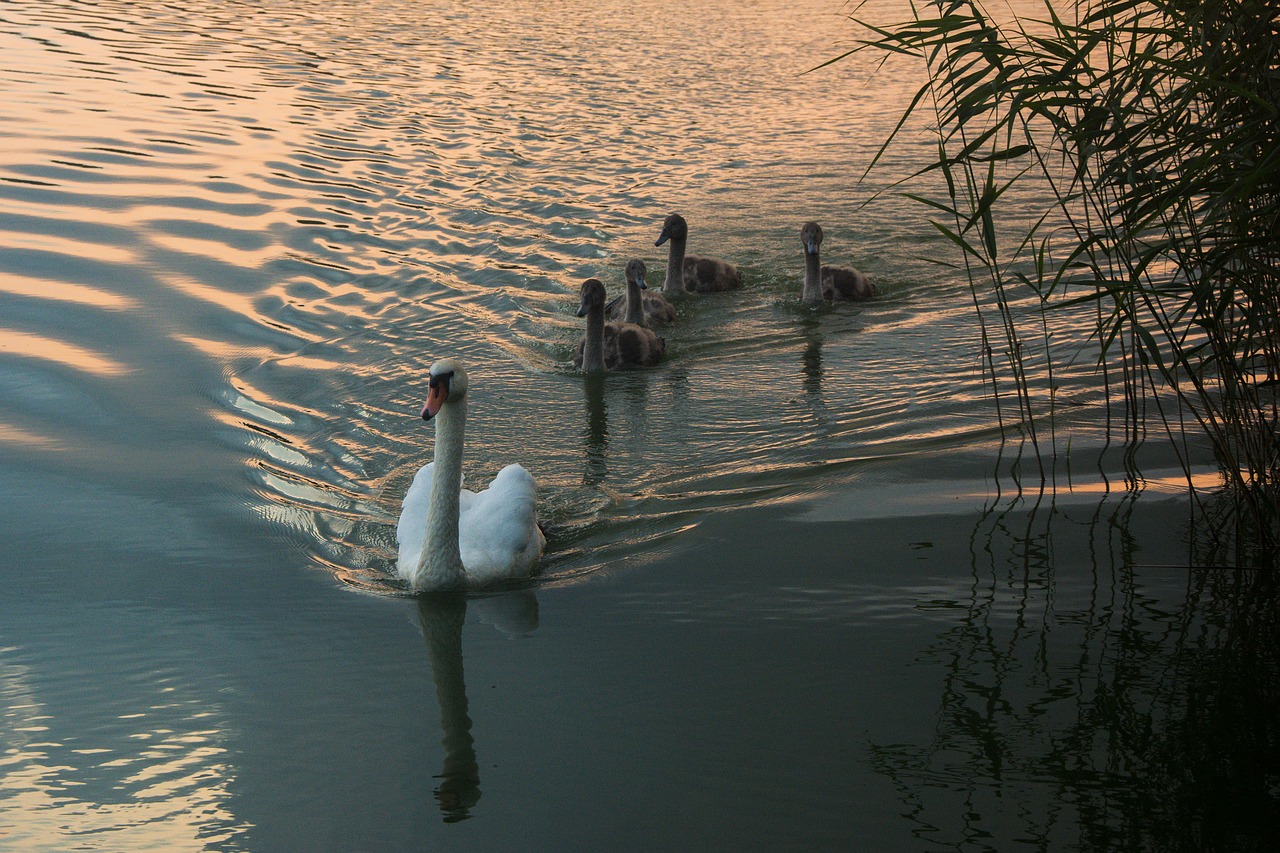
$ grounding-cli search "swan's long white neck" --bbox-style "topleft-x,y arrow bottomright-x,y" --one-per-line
582,301 -> 607,372
802,245 -> 824,305
663,236 -> 686,295
625,278 -> 647,326
417,396 -> 468,588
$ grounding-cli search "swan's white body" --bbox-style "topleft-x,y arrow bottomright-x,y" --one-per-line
396,359 -> 545,590
397,462 -> 543,589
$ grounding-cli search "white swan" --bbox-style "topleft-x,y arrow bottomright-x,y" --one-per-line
655,213 -> 742,293
801,221 -> 875,305
396,358 -> 545,591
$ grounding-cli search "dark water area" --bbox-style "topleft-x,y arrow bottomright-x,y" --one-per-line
1,0 -> 1276,849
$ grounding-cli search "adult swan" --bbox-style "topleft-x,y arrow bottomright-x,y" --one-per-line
396,358 -> 545,591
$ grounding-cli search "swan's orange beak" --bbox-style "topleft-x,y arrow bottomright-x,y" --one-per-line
422,379 -> 448,421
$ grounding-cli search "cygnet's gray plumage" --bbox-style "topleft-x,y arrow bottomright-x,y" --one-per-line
606,259 -> 676,327
573,278 -> 666,372
800,221 -> 875,305
655,213 -> 741,293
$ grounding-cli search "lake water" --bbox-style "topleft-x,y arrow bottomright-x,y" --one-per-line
2,0 -> 1276,850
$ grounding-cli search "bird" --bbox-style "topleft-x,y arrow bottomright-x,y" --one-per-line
800,221 -> 875,305
655,213 -> 741,293
573,278 -> 666,371
606,259 -> 676,327
396,358 -> 545,591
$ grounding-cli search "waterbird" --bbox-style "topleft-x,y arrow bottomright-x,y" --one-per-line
800,221 -> 875,305
606,259 -> 676,327
573,278 -> 666,371
397,358 -> 545,591
655,213 -> 742,293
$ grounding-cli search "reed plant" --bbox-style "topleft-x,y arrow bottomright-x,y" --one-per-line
834,0 -> 1280,558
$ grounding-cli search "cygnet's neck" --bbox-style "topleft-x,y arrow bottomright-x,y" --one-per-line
802,246 -> 824,305
417,397 -> 468,588
625,278 -> 648,326
663,237 -> 686,295
582,301 -> 607,372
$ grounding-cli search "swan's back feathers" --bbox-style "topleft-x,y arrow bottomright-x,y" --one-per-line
642,292 -> 676,324
573,321 -> 665,370
456,463 -> 544,586
606,291 -> 675,326
612,323 -> 665,367
684,255 -> 740,292
397,461 -> 544,588
823,265 -> 875,301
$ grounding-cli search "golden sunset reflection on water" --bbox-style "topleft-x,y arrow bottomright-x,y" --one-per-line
0,659 -> 246,851
0,329 -> 131,376
0,272 -> 138,310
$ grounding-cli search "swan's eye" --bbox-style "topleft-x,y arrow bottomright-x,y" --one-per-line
429,369 -> 454,391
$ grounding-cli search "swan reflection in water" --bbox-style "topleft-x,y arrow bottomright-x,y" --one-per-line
799,321 -> 832,430
582,372 -> 608,487
801,323 -> 824,401
416,590 -> 539,822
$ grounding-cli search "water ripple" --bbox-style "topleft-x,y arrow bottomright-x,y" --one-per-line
0,0 -> 1138,596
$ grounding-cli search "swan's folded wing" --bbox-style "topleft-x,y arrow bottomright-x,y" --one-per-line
395,461 -> 435,573
458,463 -> 544,584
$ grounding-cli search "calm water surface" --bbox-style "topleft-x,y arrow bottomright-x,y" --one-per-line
2,0 -> 1276,850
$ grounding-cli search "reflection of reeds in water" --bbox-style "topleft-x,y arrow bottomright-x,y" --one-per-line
867,491 -> 1280,849
416,593 -> 480,822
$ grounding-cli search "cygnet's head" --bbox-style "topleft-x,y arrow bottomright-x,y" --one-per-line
422,357 -> 468,421
655,213 -> 689,246
801,221 -> 824,255
576,278 -> 607,317
625,259 -> 648,289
